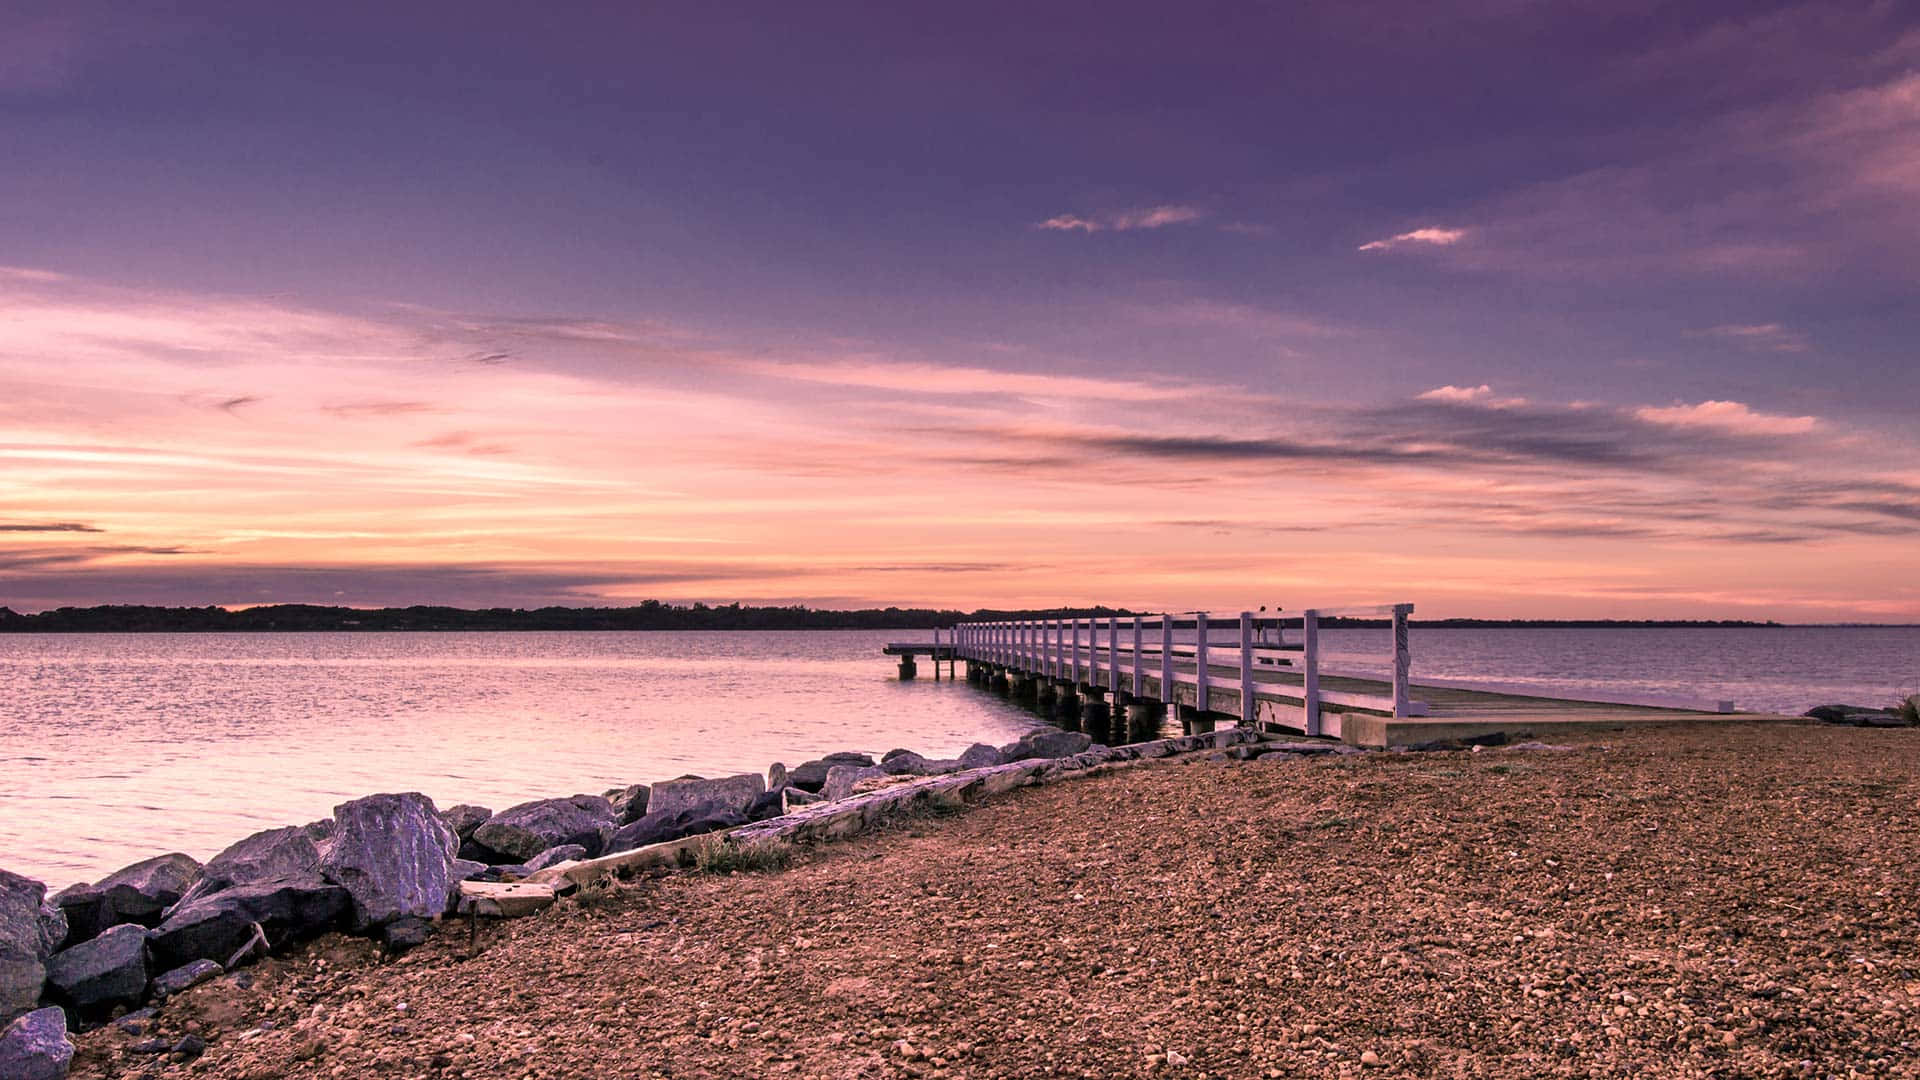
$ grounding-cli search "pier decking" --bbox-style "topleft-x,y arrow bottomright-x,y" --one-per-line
890,607 -> 1795,748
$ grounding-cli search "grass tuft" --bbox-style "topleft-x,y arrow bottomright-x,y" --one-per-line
691,835 -> 793,875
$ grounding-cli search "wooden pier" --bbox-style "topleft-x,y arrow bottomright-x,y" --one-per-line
889,606 -> 1795,748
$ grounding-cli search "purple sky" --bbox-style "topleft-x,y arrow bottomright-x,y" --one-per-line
2,2 -> 1917,618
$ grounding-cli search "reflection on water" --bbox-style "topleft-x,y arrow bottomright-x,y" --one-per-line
0,631 -> 1039,883
0,626 -> 1914,883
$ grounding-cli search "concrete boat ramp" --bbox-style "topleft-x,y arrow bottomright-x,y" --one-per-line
886,606 -> 1795,748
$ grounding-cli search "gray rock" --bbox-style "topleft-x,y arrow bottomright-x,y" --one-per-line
606,805 -> 747,853
49,886 -> 102,951
148,960 -> 221,1000
999,730 -> 1093,761
174,826 -> 327,909
879,750 -> 929,775
319,792 -> 458,932
0,870 -> 66,1023
450,859 -> 489,882
648,774 -> 765,820
789,752 -> 875,792
45,923 -> 148,1014
823,764 -> 891,801
745,789 -> 788,822
957,743 -> 1003,770
379,916 -> 431,954
522,845 -> 587,873
609,784 -> 651,825
471,798 -> 616,862
782,788 -> 824,806
0,1007 -> 71,1080
767,763 -> 789,792
149,878 -> 348,971
96,854 -> 200,927
439,804 -> 493,842
171,1033 -> 205,1060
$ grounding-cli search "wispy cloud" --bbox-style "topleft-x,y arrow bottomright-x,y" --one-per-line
1416,384 -> 1527,408
1036,205 -> 1205,233
1,266 -> 1916,619
0,521 -> 102,533
1635,400 -> 1818,436
1689,323 -> 1811,353
1357,227 -> 1468,253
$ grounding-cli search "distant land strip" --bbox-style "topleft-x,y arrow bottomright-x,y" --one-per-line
1,603 -> 1908,632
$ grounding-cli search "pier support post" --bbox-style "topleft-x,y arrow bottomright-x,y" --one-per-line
1036,679 -> 1058,708
1125,700 -> 1162,743
1052,680 -> 1081,730
898,656 -> 917,680
1177,704 -> 1214,735
1080,688 -> 1111,744
989,667 -> 1010,694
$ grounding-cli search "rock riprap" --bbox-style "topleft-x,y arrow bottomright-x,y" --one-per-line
149,878 -> 348,971
788,753 -> 875,792
647,774 -> 764,820
318,792 -> 459,932
174,825 -> 327,908
0,1006 -> 71,1080
471,797 -> 615,862
45,922 -> 149,1015
54,852 -> 200,948
1,870 -> 66,1023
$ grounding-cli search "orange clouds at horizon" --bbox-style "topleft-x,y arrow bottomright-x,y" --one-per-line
2,268 -> 1917,621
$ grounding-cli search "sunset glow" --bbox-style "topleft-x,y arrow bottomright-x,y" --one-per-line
3,4 -> 1917,620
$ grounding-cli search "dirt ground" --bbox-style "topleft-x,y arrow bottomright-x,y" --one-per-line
73,722 -> 1920,1079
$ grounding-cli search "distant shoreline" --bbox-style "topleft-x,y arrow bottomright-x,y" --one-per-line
1,603 -> 1914,632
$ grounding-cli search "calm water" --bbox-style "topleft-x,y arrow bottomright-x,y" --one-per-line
1,627 -> 1915,884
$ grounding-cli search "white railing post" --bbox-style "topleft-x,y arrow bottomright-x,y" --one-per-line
1159,614 -> 1174,707
1108,616 -> 1120,695
1239,610 -> 1254,728
1195,611 -> 1210,714
1072,618 -> 1082,685
1302,609 -> 1321,736
1131,615 -> 1143,698
1393,603 -> 1413,719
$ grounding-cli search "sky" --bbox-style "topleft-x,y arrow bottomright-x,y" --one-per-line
2,1 -> 1917,620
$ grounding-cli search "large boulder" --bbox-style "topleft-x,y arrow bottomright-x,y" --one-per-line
97,854 -> 199,927
1903,695 -> 1920,724
1,870 -> 66,1023
471,798 -> 614,862
648,774 -> 765,820
606,805 -> 747,854
878,752 -> 964,777
958,743 -> 1003,770
174,826 -> 327,909
149,878 -> 348,971
823,764 -> 891,801
789,753 -> 875,793
439,805 -> 493,843
608,785 -> 650,825
0,1007 -> 71,1080
59,854 -> 203,947
318,793 -> 458,932
1000,730 -> 1093,761
45,923 -> 148,1015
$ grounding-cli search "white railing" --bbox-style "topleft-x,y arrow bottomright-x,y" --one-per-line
948,604 -> 1421,738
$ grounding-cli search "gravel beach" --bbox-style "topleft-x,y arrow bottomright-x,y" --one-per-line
71,721 -> 1920,1079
